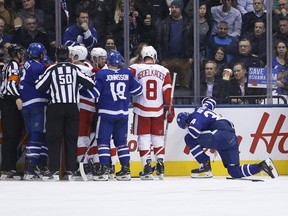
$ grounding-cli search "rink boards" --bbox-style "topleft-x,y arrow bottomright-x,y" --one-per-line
0,106 -> 287,176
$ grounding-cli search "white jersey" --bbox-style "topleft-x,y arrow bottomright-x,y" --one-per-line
130,63 -> 172,117
76,62 -> 96,112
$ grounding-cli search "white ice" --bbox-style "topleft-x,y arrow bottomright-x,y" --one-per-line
0,176 -> 287,216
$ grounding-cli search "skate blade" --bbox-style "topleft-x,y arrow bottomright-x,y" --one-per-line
116,175 -> 131,181
140,174 -> 153,180
42,175 -> 60,181
191,171 -> 213,178
23,174 -> 39,181
265,158 -> 279,178
108,174 -> 115,180
157,174 -> 164,180
93,175 -> 109,181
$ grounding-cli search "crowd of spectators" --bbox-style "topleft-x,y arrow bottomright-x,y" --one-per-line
0,0 -> 287,104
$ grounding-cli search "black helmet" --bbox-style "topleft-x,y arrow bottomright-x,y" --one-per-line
8,43 -> 24,57
56,45 -> 69,61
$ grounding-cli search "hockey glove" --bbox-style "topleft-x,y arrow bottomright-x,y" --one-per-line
164,106 -> 175,123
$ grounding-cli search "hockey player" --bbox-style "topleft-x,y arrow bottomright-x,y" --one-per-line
19,43 -> 50,180
69,45 -> 98,179
0,44 -> 25,180
90,47 -> 108,72
94,50 -> 143,181
176,97 -> 279,179
129,46 -> 175,180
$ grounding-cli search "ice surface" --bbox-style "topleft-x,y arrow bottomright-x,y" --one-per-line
0,176 -> 287,216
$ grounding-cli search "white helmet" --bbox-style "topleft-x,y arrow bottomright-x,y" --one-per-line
70,45 -> 88,61
141,45 -> 157,62
91,47 -> 107,58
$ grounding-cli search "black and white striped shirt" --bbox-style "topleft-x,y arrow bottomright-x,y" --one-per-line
35,62 -> 95,104
0,60 -> 21,100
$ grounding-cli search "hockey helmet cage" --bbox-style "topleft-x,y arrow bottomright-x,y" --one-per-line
56,45 -> 69,61
177,112 -> 191,129
70,45 -> 88,61
91,47 -> 107,58
201,97 -> 217,111
141,45 -> 157,62
107,50 -> 124,66
27,42 -> 46,58
8,43 -> 24,57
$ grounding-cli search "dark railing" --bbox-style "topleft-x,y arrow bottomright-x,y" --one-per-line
174,95 -> 287,105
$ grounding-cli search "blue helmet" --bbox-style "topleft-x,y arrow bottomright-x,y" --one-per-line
107,50 -> 124,66
201,97 -> 217,111
27,43 -> 46,58
177,112 -> 191,129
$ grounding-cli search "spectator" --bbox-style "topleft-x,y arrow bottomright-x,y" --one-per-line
200,60 -> 228,104
242,19 -> 267,64
76,0 -> 112,47
158,0 -> 193,90
229,38 -> 262,70
63,9 -> 98,50
275,71 -> 288,95
211,0 -> 242,38
211,46 -> 229,80
207,21 -> 239,62
272,0 -> 288,34
0,0 -> 20,34
241,0 -> 266,36
0,17 -> 13,48
104,34 -> 117,52
272,40 -> 288,72
199,0 -> 213,62
0,43 -> 25,180
13,16 -> 50,56
237,0 -> 267,16
273,16 -> 288,45
129,41 -> 148,64
17,0 -> 45,32
107,0 -> 141,56
224,62 -> 266,104
39,0 -> 76,59
134,0 -> 169,30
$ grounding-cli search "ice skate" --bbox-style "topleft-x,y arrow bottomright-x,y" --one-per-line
93,165 -> 109,181
0,170 -> 22,180
139,159 -> 153,180
108,165 -> 115,180
156,158 -> 164,180
191,161 -> 213,178
23,159 -> 41,180
116,165 -> 131,181
63,171 -> 79,181
41,170 -> 60,181
258,158 -> 279,178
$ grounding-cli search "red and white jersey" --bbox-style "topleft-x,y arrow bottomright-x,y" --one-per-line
77,62 -> 96,112
129,63 -> 172,117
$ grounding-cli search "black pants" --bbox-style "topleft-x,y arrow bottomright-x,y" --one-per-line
46,103 -> 79,172
0,99 -> 24,171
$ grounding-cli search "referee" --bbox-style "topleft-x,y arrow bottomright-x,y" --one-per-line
0,44 -> 25,180
35,45 -> 96,180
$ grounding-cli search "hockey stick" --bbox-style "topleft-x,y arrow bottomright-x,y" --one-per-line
164,72 -> 177,146
226,177 -> 264,182
79,136 -> 96,181
17,132 -> 28,161
151,73 -> 177,177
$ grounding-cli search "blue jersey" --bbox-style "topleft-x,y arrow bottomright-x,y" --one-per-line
19,59 -> 49,110
188,106 -> 235,141
95,68 -> 142,118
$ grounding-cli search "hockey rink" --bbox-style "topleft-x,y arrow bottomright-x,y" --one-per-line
0,176 -> 287,216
